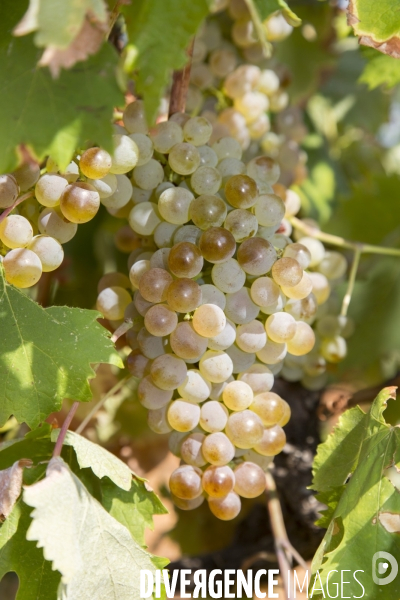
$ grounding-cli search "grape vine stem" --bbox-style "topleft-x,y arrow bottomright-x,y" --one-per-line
341,245 -> 361,317
75,375 -> 131,434
168,39 -> 194,117
111,319 -> 133,343
52,401 -> 80,457
0,191 -> 34,224
265,471 -> 309,600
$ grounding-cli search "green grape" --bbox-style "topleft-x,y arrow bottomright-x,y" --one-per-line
147,405 -> 172,434
208,491 -> 241,520
224,66 -> 260,100
202,432 -> 235,466
38,207 -> 77,243
129,133 -> 154,166
264,13 -> 293,41
253,425 -> 286,456
199,349 -> 233,383
190,166 -> 222,195
256,69 -> 280,95
209,48 -> 237,78
98,272 -> 130,293
317,251 -> 347,280
137,327 -> 168,359
200,284 -> 226,309
224,287 -> 259,325
211,258 -> 246,293
27,235 -> 64,272
138,375 -> 173,409
271,257 -> 302,287
35,174 -> 68,208
202,465 -> 235,498
127,350 -> 150,378
199,227 -> 236,264
237,237 -> 277,276
225,410 -> 264,449
0,174 -> 19,208
178,369 -> 212,403
123,100 -> 148,134
139,267 -> 173,303
0,215 -> 33,249
254,194 -> 285,227
169,465 -> 203,499
154,221 -> 179,248
189,194 -> 227,230
183,117 -> 213,146
60,182 -> 100,224
170,322 -> 208,360
283,242 -> 311,269
96,286 -> 132,320
80,147 -> 112,179
158,187 -> 194,224
250,392 -> 286,427
224,174 -> 258,209
236,320 -> 267,353
173,224 -> 202,246
180,432 -> 207,467
191,63 -> 215,89
150,353 -> 187,390
129,259 -> 150,289
217,157 -> 246,183
133,158 -> 164,190
166,278 -> 202,312
88,173 -> 118,200
234,462 -> 266,498
234,91 -> 268,122
238,363 -> 274,394
3,248 -> 42,288
212,136 -> 242,160
222,380 -> 253,411
168,241 -> 203,278
284,294 -> 318,321
12,162 -> 40,191
308,272 -> 331,305
144,303 -> 178,336
200,400 -> 229,432
286,321 -> 315,356
320,336 -> 347,363
224,208 -> 258,242
265,312 -> 296,343
198,145 -> 219,168
168,142 -> 201,175
296,236 -> 325,267
167,399 -> 201,432
171,494 -> 205,510
208,318 -> 237,351
193,303 -> 226,338
247,156 -> 280,184
225,343 -> 255,373
129,202 -> 161,235
281,272 -> 313,300
110,134 -> 139,174
250,276 -> 280,308
149,121 -> 183,153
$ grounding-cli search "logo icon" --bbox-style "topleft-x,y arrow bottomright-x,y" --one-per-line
372,551 -> 398,585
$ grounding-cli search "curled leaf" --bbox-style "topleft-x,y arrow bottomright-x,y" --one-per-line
0,458 -> 32,520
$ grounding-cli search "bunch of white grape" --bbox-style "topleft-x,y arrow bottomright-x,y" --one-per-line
94,99 -> 343,520
0,131 -> 141,289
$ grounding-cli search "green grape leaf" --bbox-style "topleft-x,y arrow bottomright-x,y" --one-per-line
359,50 -> 400,89
51,429 -> 133,491
0,0 -> 124,172
0,499 -> 61,600
347,0 -> 400,58
23,457 -> 167,600
122,0 -> 210,123
101,477 -> 168,548
0,425 -> 54,472
251,0 -> 301,26
311,387 -> 400,599
0,269 -> 122,429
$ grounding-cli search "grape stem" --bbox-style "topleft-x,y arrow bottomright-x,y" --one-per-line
0,191 -> 34,224
340,245 -> 361,317
168,39 -> 194,117
52,401 -> 80,457
243,0 -> 273,59
75,376 -> 131,434
111,319 -> 133,343
265,470 -> 309,600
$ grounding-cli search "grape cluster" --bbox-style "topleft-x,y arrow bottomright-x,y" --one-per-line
93,99 -> 337,519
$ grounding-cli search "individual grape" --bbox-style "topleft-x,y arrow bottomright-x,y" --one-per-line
178,369 -> 212,403
203,465 -> 235,499
198,145 -> 219,168
168,430 -> 187,456
165,278 -> 200,313
222,380 -> 253,411
189,195 -> 227,230
232,18 -> 257,48
12,162 -> 40,191
200,400 -> 229,433
200,284 -> 226,309
144,304 -> 178,337
191,63 -> 215,89
131,185 -> 152,204
224,174 -> 258,209
321,336 -> 347,363
149,121 -> 183,153
183,117 -> 213,146
0,215 -> 33,248
238,363 -> 274,394
150,353 -> 187,390
250,276 -> 280,308
169,465 -> 203,499
234,91 -> 269,124
234,462 -> 265,498
225,410 -> 264,449
217,157 -> 246,183
168,143 -> 201,175
89,173 -> 118,200
199,350 -> 233,383
286,321 -> 315,356
253,195 -> 284,229
208,318 -> 237,351
129,259 -> 150,289
138,375 -> 173,409
158,187 -> 193,224
297,236 -> 325,267
242,449 -> 273,470
256,69 -> 280,95
209,376 -> 233,401
168,399 -> 201,432
27,235 -> 64,272
250,392 -> 286,427
190,166 -> 222,196
264,12 -> 293,40
285,294 -> 318,321
134,290 -> 154,316
98,272 -> 130,293
132,158 -> 164,191
110,134 -> 139,174
96,286 -> 131,320
123,100 -> 148,134
236,320 -> 267,353
199,227 -> 236,264
237,237 -> 277,276
0,174 -> 19,208
129,202 -> 161,235
208,491 -> 241,521
170,322 -> 208,360
129,133 -> 154,166
265,312 -> 296,343
154,221 -> 179,248
139,268 -> 173,303
101,174 -> 132,209
224,208 -> 258,242
277,399 -> 291,427
226,343 -> 255,373
202,432 -> 235,466
192,38 -> 208,62
3,248 -> 42,288
224,288 -> 259,324
148,249 -> 170,271
281,272 -> 313,300
317,251 -> 347,280
180,432 -> 207,467
35,174 -> 68,208
212,137 -> 242,161
224,66 -> 260,100
168,241 -> 203,279
193,304 -> 226,337
253,426 -> 286,456
269,90 -> 289,112
147,405 -> 172,434
248,113 -> 271,140
308,272 -> 331,305
80,147 -> 112,179
127,350 -> 150,378
114,225 -> 142,253
271,257 -> 302,288
209,48 -> 237,78
211,258 -> 246,293
173,224 -> 202,246
171,494 -> 205,510
37,207 -> 77,243
260,291 -> 287,315
137,327 -> 168,359
247,156 -> 280,185
283,242 -> 311,270
256,339 -> 287,365
60,182 -> 100,224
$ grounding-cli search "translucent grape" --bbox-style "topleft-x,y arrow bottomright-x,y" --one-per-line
211,258 -> 246,293
202,432 -> 235,466
198,145 -> 219,167
180,433 -> 207,467
208,318 -> 237,351
285,294 -> 318,321
98,272 -> 130,293
226,344 -> 255,373
139,267 -> 173,303
127,350 -> 150,378
89,173 -> 118,200
110,134 -> 139,174
101,175 -> 132,209
80,147 -> 112,179
224,174 -> 258,209
0,215 -> 33,249
199,350 -> 233,383
171,494 -> 205,510
0,174 -> 19,208
27,235 -> 64,272
191,63 -> 215,89
283,242 -> 311,269
133,159 -> 164,190
248,113 -> 270,140
236,320 -> 267,353
297,237 -> 325,267
154,221 -> 179,248
317,251 -> 347,280
250,392 -> 286,427
193,304 -> 226,338
238,363 -> 274,394
217,157 -> 246,183
134,291 -> 154,316
224,288 -> 259,325
3,248 -> 42,288
167,399 -> 201,432
256,339 -> 287,365
96,286 -> 131,320
224,66 -> 260,99
144,304 -> 178,336
129,202 -> 161,235
203,465 -> 235,498
123,100 -> 148,134
169,465 -> 203,499
286,321 -> 315,356
254,194 -> 285,227
260,291 -> 287,315
129,133 -> 154,166
170,322 -> 208,360
281,272 -> 313,300
271,257 -> 302,288
168,242 -> 203,278
150,353 -> 187,390
200,284 -> 226,310
209,48 -> 237,78
222,380 -> 253,411
189,195 -> 227,230
37,207 -> 77,243
137,327 -> 168,359
321,336 -> 347,363
308,272 -> 331,305
190,166 -> 222,196
225,410 -> 264,449
237,237 -> 277,276
224,209 -> 258,242
147,405 -> 172,434
129,259 -> 150,289
60,182 -> 100,224
138,375 -> 173,409
265,312 -> 296,343
200,400 -> 229,433
173,224 -> 202,246
250,276 -> 280,308
13,163 -> 40,191
168,143 -> 201,175
199,227 -> 236,264
208,491 -> 241,520
178,369 -> 212,403
165,278 -> 201,313
158,187 -> 193,224
131,185 -> 152,204
234,91 -> 269,123
257,69 -> 280,95
149,121 -> 183,153
253,426 -> 286,456
35,174 -> 68,208
183,117 -> 213,146
234,462 -> 265,498
212,137 -> 243,161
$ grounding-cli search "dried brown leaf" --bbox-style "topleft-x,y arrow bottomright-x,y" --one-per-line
347,0 -> 400,58
0,458 -> 32,520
